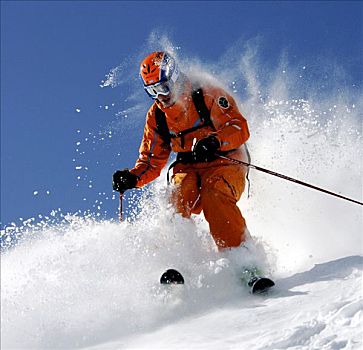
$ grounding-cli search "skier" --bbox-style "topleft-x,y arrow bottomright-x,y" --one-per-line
112,51 -> 251,250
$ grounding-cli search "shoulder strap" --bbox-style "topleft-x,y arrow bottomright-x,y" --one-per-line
191,88 -> 211,124
154,106 -> 171,145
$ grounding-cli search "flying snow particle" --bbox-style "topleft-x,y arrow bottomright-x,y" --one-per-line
76,108 -> 81,113
33,191 -> 38,196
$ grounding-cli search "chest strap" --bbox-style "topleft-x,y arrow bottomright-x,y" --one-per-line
155,87 -> 215,149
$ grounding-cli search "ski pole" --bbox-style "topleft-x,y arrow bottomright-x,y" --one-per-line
217,154 -> 363,206
119,192 -> 124,222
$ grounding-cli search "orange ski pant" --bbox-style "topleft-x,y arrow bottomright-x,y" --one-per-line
171,163 -> 248,249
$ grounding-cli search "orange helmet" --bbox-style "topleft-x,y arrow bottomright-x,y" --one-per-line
140,52 -> 179,99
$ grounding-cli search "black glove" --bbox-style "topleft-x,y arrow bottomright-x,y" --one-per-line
192,135 -> 220,162
112,169 -> 138,193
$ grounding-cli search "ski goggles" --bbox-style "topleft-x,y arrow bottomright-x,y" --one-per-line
143,80 -> 171,99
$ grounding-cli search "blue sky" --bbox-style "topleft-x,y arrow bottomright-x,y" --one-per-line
1,1 -> 362,227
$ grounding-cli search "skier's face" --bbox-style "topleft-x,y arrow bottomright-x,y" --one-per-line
157,93 -> 173,107
157,80 -> 183,108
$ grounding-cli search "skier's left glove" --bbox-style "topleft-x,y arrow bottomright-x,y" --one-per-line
112,169 -> 138,193
192,135 -> 220,162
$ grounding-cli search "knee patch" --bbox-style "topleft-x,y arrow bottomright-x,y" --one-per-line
203,175 -> 238,201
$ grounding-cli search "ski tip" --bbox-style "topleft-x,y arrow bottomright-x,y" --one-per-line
251,277 -> 275,294
160,269 -> 184,285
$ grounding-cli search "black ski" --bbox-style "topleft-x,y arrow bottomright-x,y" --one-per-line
241,267 -> 275,294
248,276 -> 275,294
159,267 -> 274,294
160,269 -> 184,285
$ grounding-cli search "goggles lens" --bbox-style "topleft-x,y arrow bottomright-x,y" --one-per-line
144,80 -> 171,99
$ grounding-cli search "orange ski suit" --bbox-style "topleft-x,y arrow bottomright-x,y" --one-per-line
130,80 -> 250,249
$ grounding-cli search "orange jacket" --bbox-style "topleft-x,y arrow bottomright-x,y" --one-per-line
130,80 -> 250,187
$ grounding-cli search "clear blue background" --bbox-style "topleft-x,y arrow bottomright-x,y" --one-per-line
1,1 -> 362,227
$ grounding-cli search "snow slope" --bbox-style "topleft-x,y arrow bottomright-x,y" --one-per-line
93,256 -> 363,350
1,44 -> 363,349
1,197 -> 362,350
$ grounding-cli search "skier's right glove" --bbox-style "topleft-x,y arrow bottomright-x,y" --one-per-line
112,169 -> 138,193
192,135 -> 220,162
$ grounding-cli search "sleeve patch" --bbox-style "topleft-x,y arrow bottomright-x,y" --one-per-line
218,96 -> 229,109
